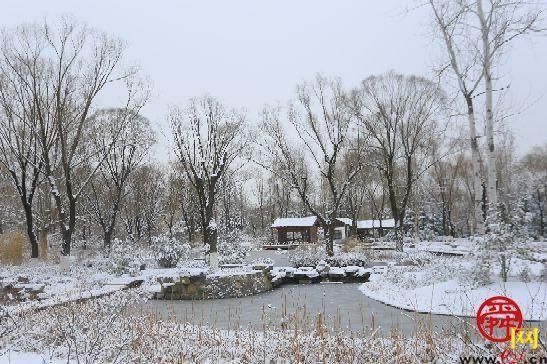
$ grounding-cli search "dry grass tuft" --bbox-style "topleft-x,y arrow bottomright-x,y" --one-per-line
0,232 -> 26,265
341,236 -> 359,252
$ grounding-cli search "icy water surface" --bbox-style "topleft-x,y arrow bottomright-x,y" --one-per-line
143,283 -> 478,336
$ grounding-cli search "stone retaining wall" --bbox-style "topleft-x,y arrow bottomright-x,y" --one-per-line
155,270 -> 272,300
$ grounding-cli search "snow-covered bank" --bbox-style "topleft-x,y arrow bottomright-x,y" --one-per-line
359,246 -> 547,320
360,278 -> 547,320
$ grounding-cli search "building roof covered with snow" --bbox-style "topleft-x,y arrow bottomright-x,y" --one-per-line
356,219 -> 395,229
335,218 -> 352,226
271,216 -> 320,228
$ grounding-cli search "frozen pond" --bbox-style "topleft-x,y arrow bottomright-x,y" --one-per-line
142,250 -> 546,336
143,283 -> 475,336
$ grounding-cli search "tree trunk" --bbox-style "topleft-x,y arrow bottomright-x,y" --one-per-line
477,0 -> 497,219
537,188 -> 544,238
22,200 -> 39,258
395,226 -> 404,252
500,254 -> 508,283
206,224 -> 218,253
484,71 -> 497,217
61,195 -> 77,256
21,194 -> 39,258
104,229 -> 113,252
326,218 -> 335,257
39,228 -> 48,260
81,225 -> 87,250
202,206 -> 218,253
61,228 -> 73,256
466,97 -> 484,234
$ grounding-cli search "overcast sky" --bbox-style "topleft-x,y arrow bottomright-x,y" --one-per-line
2,1 -> 546,158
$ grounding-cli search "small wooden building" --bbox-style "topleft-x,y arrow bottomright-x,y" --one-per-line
267,216 -> 320,249
356,219 -> 395,239
334,218 -> 352,241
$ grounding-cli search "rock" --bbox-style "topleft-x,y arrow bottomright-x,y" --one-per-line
316,260 -> 330,274
158,270 -> 272,300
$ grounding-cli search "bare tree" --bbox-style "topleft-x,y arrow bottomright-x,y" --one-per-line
520,144 -> 547,238
428,0 -> 485,233
122,163 -> 165,245
342,144 -> 371,236
253,174 -> 267,233
429,0 -> 543,228
260,76 -> 363,256
0,18 -> 148,256
163,171 -> 182,239
0,56 -> 43,257
349,72 -> 445,251
475,0 -> 543,218
429,138 -> 466,236
86,109 -> 155,250
170,96 -> 248,255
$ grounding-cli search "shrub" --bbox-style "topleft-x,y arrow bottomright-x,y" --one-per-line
108,239 -> 144,275
0,232 -> 25,265
289,246 -> 368,267
153,235 -> 191,268
218,230 -> 247,265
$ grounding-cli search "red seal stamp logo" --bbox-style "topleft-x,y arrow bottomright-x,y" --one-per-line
476,296 -> 523,342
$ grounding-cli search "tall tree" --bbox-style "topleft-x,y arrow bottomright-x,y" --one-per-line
428,0 -> 485,233
0,18 -> 147,256
520,144 -> 547,238
349,72 -> 445,251
475,0 -> 543,218
0,54 -> 43,257
170,96 -> 248,255
86,109 -> 154,250
260,76 -> 363,256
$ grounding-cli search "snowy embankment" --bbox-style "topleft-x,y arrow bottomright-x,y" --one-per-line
0,258 -> 266,315
360,277 -> 547,320
359,245 -> 547,320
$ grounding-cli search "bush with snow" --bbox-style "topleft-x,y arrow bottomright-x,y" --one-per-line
289,247 -> 368,267
470,206 -> 532,284
177,257 -> 208,269
107,239 -> 144,275
217,230 -> 247,265
152,235 -> 191,268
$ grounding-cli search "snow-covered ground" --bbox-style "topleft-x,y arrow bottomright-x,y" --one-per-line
0,257 -> 254,315
359,241 -> 547,320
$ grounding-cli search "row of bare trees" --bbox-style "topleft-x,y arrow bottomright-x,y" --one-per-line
0,18 -> 150,257
0,3 -> 544,259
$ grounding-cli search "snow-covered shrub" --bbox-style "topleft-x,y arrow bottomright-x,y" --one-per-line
108,239 -> 143,275
471,207 -> 530,284
218,230 -> 247,265
178,258 -> 208,269
289,247 -> 368,267
398,251 -> 434,266
0,306 -> 17,337
383,230 -> 396,241
153,235 -> 191,268
519,266 -> 531,283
